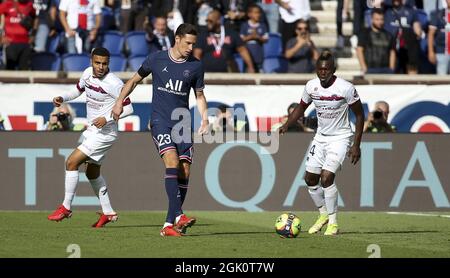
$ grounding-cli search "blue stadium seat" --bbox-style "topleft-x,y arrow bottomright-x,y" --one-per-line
263,33 -> 282,58
101,31 -> 124,55
263,56 -> 288,73
125,31 -> 150,56
100,7 -> 116,31
47,33 -> 61,53
31,52 -> 61,71
109,54 -> 127,71
62,53 -> 90,71
234,53 -> 245,73
128,55 -> 147,71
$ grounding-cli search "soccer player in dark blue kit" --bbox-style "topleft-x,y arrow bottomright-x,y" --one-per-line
112,23 -> 209,237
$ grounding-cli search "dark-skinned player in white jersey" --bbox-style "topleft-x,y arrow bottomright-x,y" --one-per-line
280,50 -> 364,236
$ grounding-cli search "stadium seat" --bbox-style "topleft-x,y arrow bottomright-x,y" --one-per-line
264,33 -> 282,58
46,33 -> 61,53
263,56 -> 288,73
234,53 -> 245,73
128,55 -> 147,71
125,31 -> 150,56
100,7 -> 116,31
109,54 -> 127,71
101,31 -> 124,55
31,52 -> 61,71
62,53 -> 90,71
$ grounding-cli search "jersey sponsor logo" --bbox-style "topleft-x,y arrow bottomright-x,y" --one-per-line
165,79 -> 183,92
311,94 -> 345,101
85,82 -> 107,94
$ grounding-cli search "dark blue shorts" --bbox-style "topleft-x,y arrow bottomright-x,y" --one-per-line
150,124 -> 193,163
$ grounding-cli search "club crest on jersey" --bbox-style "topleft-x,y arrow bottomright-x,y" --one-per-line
183,70 -> 190,77
165,79 -> 183,91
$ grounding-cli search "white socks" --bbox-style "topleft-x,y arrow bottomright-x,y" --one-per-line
308,185 -> 326,214
89,176 -> 114,215
323,183 -> 338,224
63,170 -> 79,210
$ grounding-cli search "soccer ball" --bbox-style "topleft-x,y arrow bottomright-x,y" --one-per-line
275,212 -> 301,238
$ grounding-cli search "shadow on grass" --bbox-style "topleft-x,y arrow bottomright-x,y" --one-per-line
185,231 -> 274,237
340,230 -> 439,235
106,223 -> 213,229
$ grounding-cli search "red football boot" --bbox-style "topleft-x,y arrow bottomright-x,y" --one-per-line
92,212 -> 118,228
47,205 -> 72,222
175,214 -> 196,234
160,225 -> 182,237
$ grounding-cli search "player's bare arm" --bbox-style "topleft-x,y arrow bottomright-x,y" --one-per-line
279,101 -> 308,135
347,99 -> 364,165
196,90 -> 209,135
112,73 -> 143,120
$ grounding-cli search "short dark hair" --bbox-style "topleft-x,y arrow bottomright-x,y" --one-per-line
317,50 -> 336,68
295,19 -> 309,30
371,8 -> 384,17
91,47 -> 110,58
175,23 -> 198,37
247,4 -> 261,13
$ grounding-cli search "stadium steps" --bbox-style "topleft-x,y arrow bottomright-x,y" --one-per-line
311,0 -> 360,73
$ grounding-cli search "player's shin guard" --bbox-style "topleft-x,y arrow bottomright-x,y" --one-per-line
63,170 -> 79,210
165,168 -> 181,224
323,183 -> 338,224
178,178 -> 189,207
308,185 -> 327,214
89,176 -> 114,215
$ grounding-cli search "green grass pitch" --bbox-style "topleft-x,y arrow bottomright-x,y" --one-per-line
1,211 -> 449,258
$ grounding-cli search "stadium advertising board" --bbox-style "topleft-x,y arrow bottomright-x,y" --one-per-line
0,84 -> 449,133
1,132 -> 448,211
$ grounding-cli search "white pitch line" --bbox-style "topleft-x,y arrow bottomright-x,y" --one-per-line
387,212 -> 450,218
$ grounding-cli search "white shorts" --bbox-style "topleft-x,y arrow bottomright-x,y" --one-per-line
305,136 -> 352,175
77,125 -> 117,165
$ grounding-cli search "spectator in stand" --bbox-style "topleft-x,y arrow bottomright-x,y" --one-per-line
33,0 -> 58,52
384,0 -> 422,74
257,0 -> 279,34
284,19 -> 319,73
194,9 -> 255,73
357,8 -> 396,74
428,0 -> 450,75
240,4 -> 268,72
145,15 -> 175,53
276,0 -> 311,49
195,0 -> 219,34
0,0 -> 36,70
151,0 -> 198,32
119,0 -> 148,33
336,0 -> 350,49
59,0 -> 102,54
219,0 -> 255,32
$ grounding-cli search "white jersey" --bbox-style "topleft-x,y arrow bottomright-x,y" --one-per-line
77,67 -> 124,133
301,77 -> 359,140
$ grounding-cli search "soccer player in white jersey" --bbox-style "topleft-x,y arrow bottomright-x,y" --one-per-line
47,47 -> 133,228
279,50 -> 364,235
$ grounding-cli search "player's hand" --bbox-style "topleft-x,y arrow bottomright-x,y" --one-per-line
92,117 -> 107,128
198,120 -> 210,135
53,96 -> 64,107
278,124 -> 288,135
111,101 -> 123,121
347,145 -> 361,165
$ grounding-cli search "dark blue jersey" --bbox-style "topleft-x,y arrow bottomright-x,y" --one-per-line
138,50 -> 205,127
